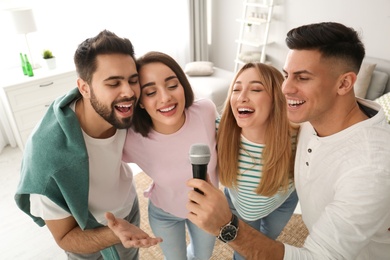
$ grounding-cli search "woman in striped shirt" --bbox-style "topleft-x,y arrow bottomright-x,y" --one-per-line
217,62 -> 299,260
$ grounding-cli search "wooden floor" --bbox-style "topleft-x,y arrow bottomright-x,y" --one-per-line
0,145 -> 67,259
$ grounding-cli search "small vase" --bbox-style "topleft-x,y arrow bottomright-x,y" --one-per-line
44,58 -> 56,70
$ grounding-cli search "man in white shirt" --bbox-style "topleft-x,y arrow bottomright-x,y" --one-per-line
186,22 -> 390,259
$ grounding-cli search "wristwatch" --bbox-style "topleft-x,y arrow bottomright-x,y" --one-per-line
217,213 -> 239,243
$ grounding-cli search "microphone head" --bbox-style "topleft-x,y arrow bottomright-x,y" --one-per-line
189,143 -> 211,165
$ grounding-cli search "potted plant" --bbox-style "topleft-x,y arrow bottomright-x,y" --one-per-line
42,49 -> 56,70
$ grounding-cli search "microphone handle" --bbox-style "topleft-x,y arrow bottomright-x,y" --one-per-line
192,164 -> 207,194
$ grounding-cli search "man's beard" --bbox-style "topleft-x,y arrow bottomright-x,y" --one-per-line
89,88 -> 134,129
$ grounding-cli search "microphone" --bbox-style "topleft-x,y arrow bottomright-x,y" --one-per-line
189,143 -> 211,194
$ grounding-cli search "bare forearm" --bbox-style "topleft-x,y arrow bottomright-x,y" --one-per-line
58,226 -> 120,254
229,220 -> 285,260
186,179 -> 285,259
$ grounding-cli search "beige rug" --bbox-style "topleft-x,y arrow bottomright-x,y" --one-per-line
135,172 -> 308,259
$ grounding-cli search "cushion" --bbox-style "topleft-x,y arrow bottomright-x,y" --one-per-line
184,61 -> 214,76
365,70 -> 389,100
238,51 -> 262,63
354,62 -> 376,98
374,92 -> 390,123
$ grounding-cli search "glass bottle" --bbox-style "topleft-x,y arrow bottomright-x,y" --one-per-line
24,54 -> 34,77
20,53 -> 27,75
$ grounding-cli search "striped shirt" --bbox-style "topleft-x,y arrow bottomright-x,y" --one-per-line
227,135 -> 296,221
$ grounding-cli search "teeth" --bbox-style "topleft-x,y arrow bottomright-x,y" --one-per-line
116,104 -> 132,108
238,107 -> 254,112
287,100 -> 305,105
159,105 -> 175,112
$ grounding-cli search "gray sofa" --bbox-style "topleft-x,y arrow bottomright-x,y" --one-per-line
363,56 -> 390,123
363,56 -> 390,100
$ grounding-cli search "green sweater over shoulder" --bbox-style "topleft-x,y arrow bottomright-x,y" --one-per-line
14,87 -> 120,259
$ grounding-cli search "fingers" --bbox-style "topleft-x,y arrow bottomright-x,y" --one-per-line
187,188 -> 201,205
105,212 -> 116,228
187,179 -> 214,215
122,237 -> 163,248
187,178 -> 210,195
186,192 -> 201,216
186,210 -> 198,224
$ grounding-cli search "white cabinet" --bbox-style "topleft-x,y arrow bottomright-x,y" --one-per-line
0,68 -> 77,151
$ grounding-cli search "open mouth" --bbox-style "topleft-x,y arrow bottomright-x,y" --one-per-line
158,104 -> 176,113
238,107 -> 254,115
115,103 -> 132,113
287,99 -> 305,107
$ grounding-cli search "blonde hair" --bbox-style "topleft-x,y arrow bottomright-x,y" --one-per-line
217,63 -> 299,196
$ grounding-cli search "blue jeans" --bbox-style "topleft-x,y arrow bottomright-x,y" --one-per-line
148,200 -> 216,260
66,196 -> 140,260
225,188 -> 298,260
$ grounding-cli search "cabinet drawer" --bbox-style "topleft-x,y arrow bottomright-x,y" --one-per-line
5,71 -> 76,112
13,103 -> 50,132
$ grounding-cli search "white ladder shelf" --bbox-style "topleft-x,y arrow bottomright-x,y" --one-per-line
234,0 -> 275,72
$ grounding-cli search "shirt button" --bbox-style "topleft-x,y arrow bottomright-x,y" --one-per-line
308,148 -> 312,153
305,162 -> 309,166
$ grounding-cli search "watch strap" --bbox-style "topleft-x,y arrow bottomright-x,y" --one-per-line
217,213 -> 239,243
230,213 -> 238,228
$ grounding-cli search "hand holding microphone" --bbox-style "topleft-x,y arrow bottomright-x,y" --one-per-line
189,143 -> 210,194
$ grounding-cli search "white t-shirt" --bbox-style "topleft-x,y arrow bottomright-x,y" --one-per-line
284,99 -> 390,259
30,100 -> 136,225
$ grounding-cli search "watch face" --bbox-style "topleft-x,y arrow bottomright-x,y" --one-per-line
221,224 -> 237,242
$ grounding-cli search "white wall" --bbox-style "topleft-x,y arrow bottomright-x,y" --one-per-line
2,0 -> 389,74
210,0 -> 390,72
0,0 -> 191,150
0,0 -> 191,71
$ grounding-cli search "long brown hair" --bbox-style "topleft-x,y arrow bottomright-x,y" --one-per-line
217,63 -> 298,196
132,51 -> 194,137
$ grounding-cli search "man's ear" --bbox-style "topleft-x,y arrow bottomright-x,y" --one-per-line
337,72 -> 356,96
77,78 -> 91,98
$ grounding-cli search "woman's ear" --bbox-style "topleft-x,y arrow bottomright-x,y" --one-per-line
139,103 -> 145,109
77,78 -> 91,98
337,72 -> 356,96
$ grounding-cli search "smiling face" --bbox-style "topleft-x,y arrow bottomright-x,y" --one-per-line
138,62 -> 186,134
282,49 -> 341,125
230,67 -> 273,138
83,53 -> 140,129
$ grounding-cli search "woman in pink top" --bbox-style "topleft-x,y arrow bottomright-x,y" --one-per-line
122,51 -> 218,260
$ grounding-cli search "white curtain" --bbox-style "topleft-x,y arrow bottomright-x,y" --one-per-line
189,0 -> 209,61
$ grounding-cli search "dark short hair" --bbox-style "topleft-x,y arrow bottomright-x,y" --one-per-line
285,22 -> 365,73
74,30 -> 136,84
132,51 -> 194,137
